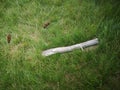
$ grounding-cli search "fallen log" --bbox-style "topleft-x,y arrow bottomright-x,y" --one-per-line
42,38 -> 99,56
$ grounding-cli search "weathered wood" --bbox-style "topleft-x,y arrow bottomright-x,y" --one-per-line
42,38 -> 99,56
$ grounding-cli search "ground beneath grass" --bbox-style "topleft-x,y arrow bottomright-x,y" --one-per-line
0,0 -> 120,90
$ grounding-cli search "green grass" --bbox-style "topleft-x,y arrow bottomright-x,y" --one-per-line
0,0 -> 120,90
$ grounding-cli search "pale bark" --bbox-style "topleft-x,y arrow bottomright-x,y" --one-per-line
42,38 -> 99,56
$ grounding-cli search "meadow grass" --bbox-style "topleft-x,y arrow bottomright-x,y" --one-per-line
0,0 -> 120,90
